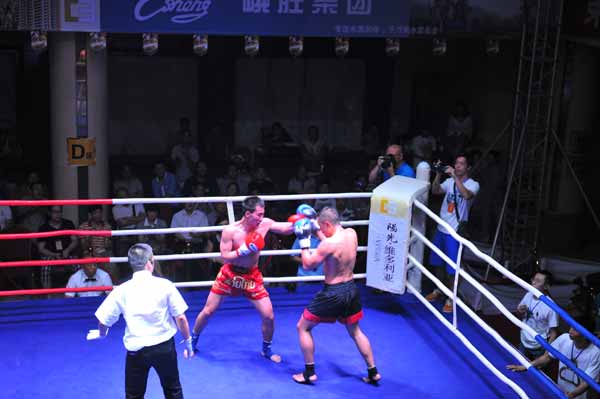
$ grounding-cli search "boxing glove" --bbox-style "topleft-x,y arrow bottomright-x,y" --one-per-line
287,214 -> 306,224
237,231 -> 265,256
294,218 -> 312,249
296,204 -> 317,219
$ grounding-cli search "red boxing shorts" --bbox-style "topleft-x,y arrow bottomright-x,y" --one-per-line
303,280 -> 363,324
211,264 -> 269,300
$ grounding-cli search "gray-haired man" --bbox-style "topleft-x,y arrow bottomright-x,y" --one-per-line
87,243 -> 193,399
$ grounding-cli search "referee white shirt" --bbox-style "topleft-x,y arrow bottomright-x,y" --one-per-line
65,268 -> 113,297
95,270 -> 188,351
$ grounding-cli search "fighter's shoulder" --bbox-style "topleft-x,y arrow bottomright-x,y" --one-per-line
222,222 -> 242,235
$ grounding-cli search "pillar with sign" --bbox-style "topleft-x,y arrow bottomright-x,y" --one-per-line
366,175 -> 429,294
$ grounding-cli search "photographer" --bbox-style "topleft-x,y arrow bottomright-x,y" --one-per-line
368,144 -> 415,185
425,154 -> 479,313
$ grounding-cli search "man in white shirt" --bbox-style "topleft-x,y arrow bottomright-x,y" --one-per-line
425,154 -> 480,313
65,261 -> 112,298
508,319 -> 600,399
516,271 -> 559,360
87,243 -> 194,399
170,201 -> 209,253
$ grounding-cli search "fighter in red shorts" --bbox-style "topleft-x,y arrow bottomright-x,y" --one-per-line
191,196 -> 295,362
291,206 -> 381,384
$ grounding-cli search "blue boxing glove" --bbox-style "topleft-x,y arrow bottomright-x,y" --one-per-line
296,204 -> 317,219
294,218 -> 312,249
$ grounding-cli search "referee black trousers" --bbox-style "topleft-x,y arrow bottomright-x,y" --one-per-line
125,337 -> 183,399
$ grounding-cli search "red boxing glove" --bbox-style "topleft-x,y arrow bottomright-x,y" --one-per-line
237,231 -> 265,257
287,214 -> 306,224
246,231 -> 265,251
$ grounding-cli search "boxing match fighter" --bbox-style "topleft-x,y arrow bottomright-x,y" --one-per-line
190,196 -> 316,362
291,206 -> 381,385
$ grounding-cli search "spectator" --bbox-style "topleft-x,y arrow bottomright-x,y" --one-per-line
37,206 -> 79,288
217,165 -> 240,195
80,204 -> 115,282
313,180 -> 336,212
151,162 -> 179,199
301,125 -> 327,174
65,253 -> 113,298
136,204 -> 169,255
0,195 -> 13,231
17,181 -> 47,232
225,182 -> 244,219
113,165 -> 144,198
171,130 -> 200,189
288,165 -> 316,194
410,129 -> 438,168
182,161 -> 218,197
170,200 -> 209,254
248,167 -> 276,195
368,143 -> 415,185
425,154 -> 479,313
445,100 -> 473,159
507,319 -> 600,399
112,187 -> 146,257
515,271 -> 559,360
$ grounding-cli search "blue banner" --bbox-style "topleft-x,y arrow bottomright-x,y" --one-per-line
100,0 -> 411,37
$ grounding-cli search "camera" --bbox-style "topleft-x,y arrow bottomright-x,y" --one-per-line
380,154 -> 395,169
433,162 -> 448,174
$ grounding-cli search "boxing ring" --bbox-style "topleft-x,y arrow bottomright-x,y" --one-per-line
1,177 -> 599,398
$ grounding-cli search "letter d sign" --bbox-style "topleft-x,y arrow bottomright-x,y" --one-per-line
67,137 -> 96,166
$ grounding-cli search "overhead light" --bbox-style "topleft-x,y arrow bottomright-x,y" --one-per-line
244,35 -> 260,56
486,39 -> 500,55
335,37 -> 349,57
193,34 -> 208,56
142,33 -> 158,56
385,38 -> 400,56
30,31 -> 47,52
432,38 -> 447,56
89,32 -> 107,52
289,36 -> 303,57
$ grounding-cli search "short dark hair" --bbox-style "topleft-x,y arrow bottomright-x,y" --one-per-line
455,153 -> 470,166
242,196 -> 265,214
88,204 -> 102,213
535,270 -> 553,286
146,204 -> 159,213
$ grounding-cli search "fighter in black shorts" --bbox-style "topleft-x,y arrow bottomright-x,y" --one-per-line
290,205 -> 381,385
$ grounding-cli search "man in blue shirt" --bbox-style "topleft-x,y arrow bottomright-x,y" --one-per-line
368,144 -> 415,185
292,236 -> 324,277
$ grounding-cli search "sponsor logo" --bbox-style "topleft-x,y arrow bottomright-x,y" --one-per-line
134,0 -> 213,24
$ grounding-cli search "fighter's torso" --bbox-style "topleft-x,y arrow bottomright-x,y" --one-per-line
323,228 -> 357,284
228,218 -> 274,268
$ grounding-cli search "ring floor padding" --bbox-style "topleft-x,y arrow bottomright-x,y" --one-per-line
0,283 -> 555,399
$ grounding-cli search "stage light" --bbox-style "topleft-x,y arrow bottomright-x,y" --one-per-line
289,36 -> 303,57
244,35 -> 260,56
432,37 -> 447,56
89,32 -> 107,52
30,31 -> 47,52
142,33 -> 158,56
385,38 -> 400,56
335,37 -> 349,57
193,34 -> 208,56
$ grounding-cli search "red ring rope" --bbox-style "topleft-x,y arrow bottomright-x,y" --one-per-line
0,199 -> 113,206
0,229 -> 112,240
0,286 -> 113,297
0,257 -> 111,268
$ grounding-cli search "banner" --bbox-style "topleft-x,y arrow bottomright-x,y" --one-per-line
101,0 -> 411,37
67,137 -> 96,166
58,0 -> 101,32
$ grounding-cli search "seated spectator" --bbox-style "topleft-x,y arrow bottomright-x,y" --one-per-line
288,165 -> 317,194
112,187 -> 146,257
170,201 -> 209,254
151,161 -> 179,198
225,182 -> 244,219
340,175 -> 370,221
191,183 -> 217,225
507,318 -> 600,399
17,181 -> 48,232
17,171 -> 41,198
79,204 -> 115,281
0,195 -> 13,232
112,164 -> 144,197
313,180 -> 336,212
248,167 -> 276,195
65,252 -> 113,298
37,206 -> 78,288
136,204 -> 169,254
182,161 -> 218,197
218,164 -> 241,195
301,125 -> 327,174
171,129 -> 200,189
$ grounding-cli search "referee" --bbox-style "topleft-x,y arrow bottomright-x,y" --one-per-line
87,243 -> 194,399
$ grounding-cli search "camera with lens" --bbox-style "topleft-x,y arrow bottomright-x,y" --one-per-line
380,154 -> 395,169
432,162 -> 448,174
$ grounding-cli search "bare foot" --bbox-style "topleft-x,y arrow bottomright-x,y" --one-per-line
362,373 -> 381,385
293,372 -> 318,384
262,352 -> 282,363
